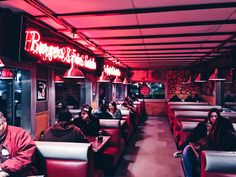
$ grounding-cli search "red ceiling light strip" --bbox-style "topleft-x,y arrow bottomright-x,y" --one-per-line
104,65 -> 121,77
24,30 -> 97,70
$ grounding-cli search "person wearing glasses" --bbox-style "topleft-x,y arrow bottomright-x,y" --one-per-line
0,112 -> 36,177
73,104 -> 100,136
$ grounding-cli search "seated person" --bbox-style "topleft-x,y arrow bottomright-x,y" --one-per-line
174,108 -> 221,156
0,112 -> 36,177
55,102 -> 67,119
43,110 -> 88,143
122,96 -> 136,113
72,104 -> 100,136
182,117 -> 236,177
108,101 -> 122,119
94,104 -> 113,119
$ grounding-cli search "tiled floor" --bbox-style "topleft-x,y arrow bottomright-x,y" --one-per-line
108,116 -> 184,177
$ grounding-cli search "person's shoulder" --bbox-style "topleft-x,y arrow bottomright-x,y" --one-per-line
8,125 -> 27,133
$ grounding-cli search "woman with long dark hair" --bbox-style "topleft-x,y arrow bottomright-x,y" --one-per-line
108,101 -> 122,119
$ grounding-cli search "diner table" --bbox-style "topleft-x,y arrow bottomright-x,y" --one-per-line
86,136 -> 110,152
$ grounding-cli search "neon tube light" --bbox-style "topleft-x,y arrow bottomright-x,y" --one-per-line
24,30 -> 97,70
104,65 -> 121,76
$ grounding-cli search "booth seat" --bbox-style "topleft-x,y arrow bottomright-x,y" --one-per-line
35,141 -> 104,177
201,150 -> 236,177
177,120 -> 236,148
120,109 -> 134,141
167,102 -> 208,125
98,119 -> 125,170
168,106 -> 222,132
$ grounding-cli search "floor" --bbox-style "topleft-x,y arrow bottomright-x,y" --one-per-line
108,116 -> 184,177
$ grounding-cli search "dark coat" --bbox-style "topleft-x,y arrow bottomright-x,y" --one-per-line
72,115 -> 100,136
43,122 -> 88,143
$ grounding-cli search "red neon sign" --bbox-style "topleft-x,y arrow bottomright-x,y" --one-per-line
24,30 -> 97,70
104,65 -> 121,76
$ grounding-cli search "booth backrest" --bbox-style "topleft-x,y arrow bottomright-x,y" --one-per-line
99,119 -> 121,147
201,150 -> 236,177
175,111 -> 208,119
35,141 -> 94,177
120,109 -> 130,116
170,105 -> 222,111
168,102 -> 208,106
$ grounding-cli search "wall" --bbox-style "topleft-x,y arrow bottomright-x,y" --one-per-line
167,70 -> 200,100
144,100 -> 166,116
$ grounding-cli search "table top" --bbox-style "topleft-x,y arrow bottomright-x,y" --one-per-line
86,136 -> 110,152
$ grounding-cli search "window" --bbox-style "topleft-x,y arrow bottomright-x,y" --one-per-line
128,82 -> 165,99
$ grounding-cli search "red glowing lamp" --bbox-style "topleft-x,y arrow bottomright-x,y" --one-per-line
0,59 -> 4,67
113,76 -> 122,84
97,72 -> 110,83
0,69 -> 13,79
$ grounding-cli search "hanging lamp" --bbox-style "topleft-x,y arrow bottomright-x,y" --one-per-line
113,76 -> 122,84
194,73 -> 206,83
0,59 -> 4,67
63,59 -> 85,79
209,68 -> 225,81
55,75 -> 64,83
0,69 -> 13,79
122,78 -> 131,85
97,72 -> 110,83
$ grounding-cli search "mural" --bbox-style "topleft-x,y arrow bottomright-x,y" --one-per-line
167,70 -> 200,100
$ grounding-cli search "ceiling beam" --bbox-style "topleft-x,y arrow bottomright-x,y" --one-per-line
100,40 -> 236,46
76,20 -> 236,30
35,2 -> 236,18
112,52 -> 223,55
89,32 -> 235,40
106,46 -> 233,51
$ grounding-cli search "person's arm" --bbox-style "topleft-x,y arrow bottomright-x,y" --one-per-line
1,130 -> 36,173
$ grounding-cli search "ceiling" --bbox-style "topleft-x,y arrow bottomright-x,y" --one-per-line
1,0 -> 236,70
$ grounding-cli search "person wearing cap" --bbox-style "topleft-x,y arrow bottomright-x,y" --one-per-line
94,103 -> 113,120
72,104 -> 100,136
43,110 -> 88,143
0,112 -> 37,177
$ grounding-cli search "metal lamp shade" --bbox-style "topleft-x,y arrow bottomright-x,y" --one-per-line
113,76 -> 122,84
97,72 -> 110,83
209,69 -> 225,81
63,68 -> 85,79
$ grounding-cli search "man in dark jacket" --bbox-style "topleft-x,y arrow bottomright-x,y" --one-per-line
73,104 -> 100,136
0,112 -> 36,177
43,110 -> 88,143
94,104 -> 113,120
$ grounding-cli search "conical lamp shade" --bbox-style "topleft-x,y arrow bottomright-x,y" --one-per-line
113,76 -> 122,84
195,73 -> 206,83
55,75 -> 64,83
0,59 -> 4,67
187,76 -> 192,84
0,69 -> 13,79
122,78 -> 131,85
63,68 -> 85,78
97,72 -> 110,83
209,68 -> 225,81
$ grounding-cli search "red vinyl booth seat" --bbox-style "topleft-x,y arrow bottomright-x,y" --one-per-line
35,141 -> 104,177
98,119 -> 125,170
201,151 -> 236,177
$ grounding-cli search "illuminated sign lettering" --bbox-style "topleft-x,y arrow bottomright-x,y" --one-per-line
104,65 -> 121,76
24,30 -> 97,70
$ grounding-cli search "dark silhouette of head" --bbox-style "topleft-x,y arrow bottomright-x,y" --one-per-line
100,104 -> 108,112
57,110 -> 72,122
